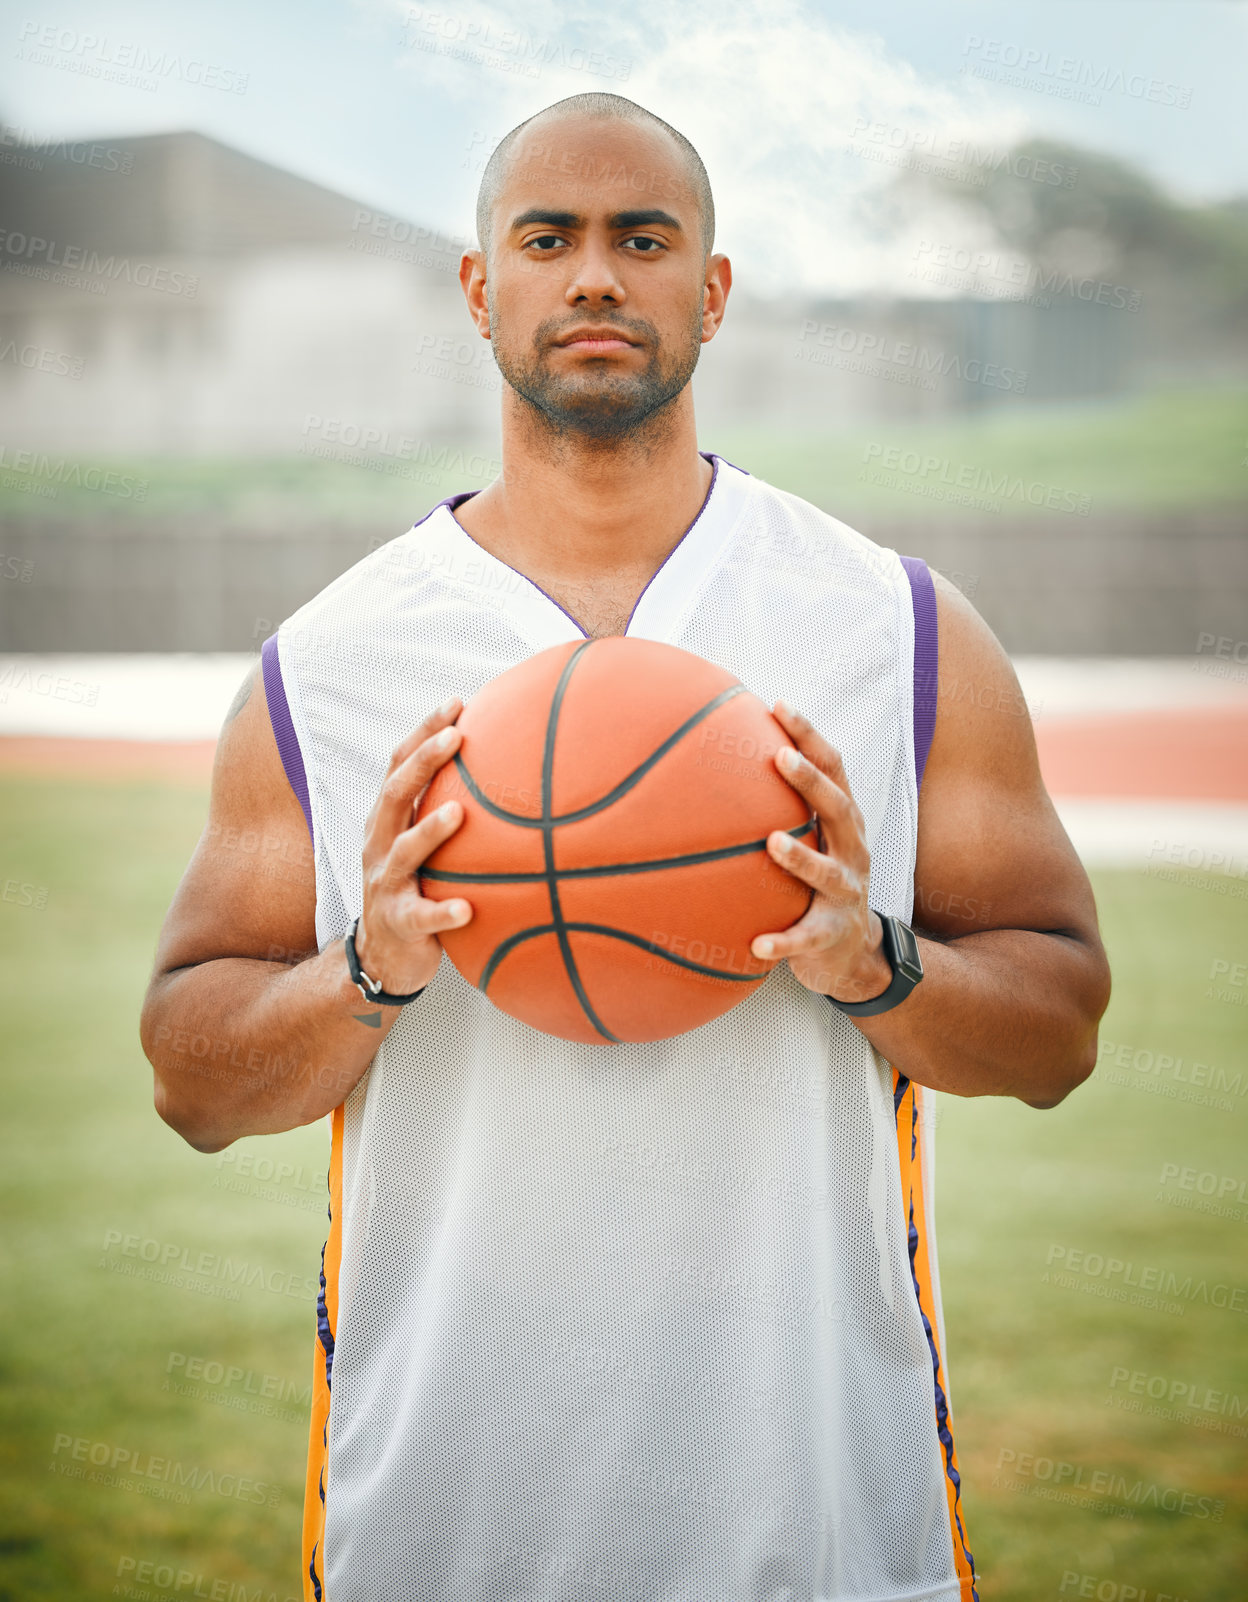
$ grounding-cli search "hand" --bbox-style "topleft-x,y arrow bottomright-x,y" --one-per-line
750,701 -> 892,1004
354,697 -> 474,994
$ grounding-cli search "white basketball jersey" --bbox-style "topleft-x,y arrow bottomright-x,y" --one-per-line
262,453 -> 978,1601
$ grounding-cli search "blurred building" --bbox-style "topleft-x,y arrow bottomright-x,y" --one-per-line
0,129 -> 493,454
0,127 -> 1146,457
4,128 -> 1231,658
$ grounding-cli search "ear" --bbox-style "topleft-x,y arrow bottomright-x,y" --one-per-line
701,252 -> 731,344
459,249 -> 490,338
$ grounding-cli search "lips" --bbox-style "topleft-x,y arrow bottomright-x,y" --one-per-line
554,328 -> 639,351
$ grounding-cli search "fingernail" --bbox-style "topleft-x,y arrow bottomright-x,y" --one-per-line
438,801 -> 458,821
778,746 -> 800,770
438,696 -> 459,717
755,937 -> 774,959
775,699 -> 791,718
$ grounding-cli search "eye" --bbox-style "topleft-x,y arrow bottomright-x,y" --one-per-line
526,234 -> 567,252
624,235 -> 665,253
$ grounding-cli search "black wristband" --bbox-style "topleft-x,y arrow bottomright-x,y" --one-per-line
826,911 -> 924,1018
344,917 -> 427,1006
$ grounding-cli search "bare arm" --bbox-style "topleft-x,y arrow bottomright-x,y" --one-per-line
139,660 -> 472,1153
751,571 -> 1112,1109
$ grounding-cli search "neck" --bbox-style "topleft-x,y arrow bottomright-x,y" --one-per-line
453,389 -> 712,583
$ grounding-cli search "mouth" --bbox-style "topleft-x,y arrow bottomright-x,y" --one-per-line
554,330 -> 640,354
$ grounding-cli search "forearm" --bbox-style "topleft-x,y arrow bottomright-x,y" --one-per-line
848,926 -> 1109,1107
142,940 -> 401,1152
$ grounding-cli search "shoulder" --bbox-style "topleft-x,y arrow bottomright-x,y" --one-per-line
276,498 -> 460,667
924,569 -> 1042,792
930,569 -> 1036,726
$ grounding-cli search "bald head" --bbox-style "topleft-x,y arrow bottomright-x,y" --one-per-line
475,93 -> 715,261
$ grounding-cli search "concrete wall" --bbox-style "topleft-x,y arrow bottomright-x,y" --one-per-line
1,507 -> 1241,656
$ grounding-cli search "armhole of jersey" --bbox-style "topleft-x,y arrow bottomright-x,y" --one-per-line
898,556 -> 938,795
261,632 -> 314,846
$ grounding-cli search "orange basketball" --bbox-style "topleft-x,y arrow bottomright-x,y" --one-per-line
416,636 -> 815,1044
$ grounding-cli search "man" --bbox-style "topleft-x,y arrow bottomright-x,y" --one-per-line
141,92 -> 1110,1602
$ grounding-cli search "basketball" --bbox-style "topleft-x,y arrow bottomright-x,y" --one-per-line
415,636 -> 816,1044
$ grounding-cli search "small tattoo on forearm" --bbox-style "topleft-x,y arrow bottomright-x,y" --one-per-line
354,1011 -> 383,1029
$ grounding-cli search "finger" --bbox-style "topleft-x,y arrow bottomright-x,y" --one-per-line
751,904 -> 822,962
752,899 -> 859,963
766,829 -> 859,903
385,697 -> 463,778
774,747 -> 866,869
754,847 -> 858,956
365,724 -> 463,859
364,697 -> 463,836
393,885 -> 474,938
774,702 -> 865,828
384,798 -> 466,883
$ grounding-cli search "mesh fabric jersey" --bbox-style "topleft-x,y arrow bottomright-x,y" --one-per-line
261,453 -> 978,1602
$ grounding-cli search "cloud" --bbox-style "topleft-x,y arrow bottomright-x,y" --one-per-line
387,0 -> 1030,294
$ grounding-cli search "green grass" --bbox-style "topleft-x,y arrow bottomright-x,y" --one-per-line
1,774 -> 1245,1597
937,866 -> 1248,1598
0,446 -> 494,530
0,777 -> 324,1598
715,385 -> 1248,521
1,387 -> 1243,530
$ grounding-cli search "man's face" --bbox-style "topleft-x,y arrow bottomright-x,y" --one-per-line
481,117 -> 711,441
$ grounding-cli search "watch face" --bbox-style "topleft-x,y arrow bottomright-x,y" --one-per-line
893,918 -> 923,981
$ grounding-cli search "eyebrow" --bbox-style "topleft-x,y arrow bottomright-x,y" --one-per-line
508,207 -> 684,235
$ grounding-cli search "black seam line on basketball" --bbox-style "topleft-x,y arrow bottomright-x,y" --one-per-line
448,681 -> 749,829
541,643 -> 619,1044
478,922 -> 769,995
420,817 -> 817,883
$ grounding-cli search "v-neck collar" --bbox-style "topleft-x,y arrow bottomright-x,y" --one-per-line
425,451 -> 749,649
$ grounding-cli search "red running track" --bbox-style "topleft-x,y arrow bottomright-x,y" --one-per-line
0,705 -> 1245,801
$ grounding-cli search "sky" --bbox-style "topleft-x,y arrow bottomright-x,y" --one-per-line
2,0 -> 1245,296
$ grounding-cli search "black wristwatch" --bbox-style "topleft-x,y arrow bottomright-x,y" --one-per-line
827,911 -> 924,1017
344,916 -> 426,1006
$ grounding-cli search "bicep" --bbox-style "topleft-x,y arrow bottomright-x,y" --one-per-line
151,662 -> 318,975
913,575 -> 1098,943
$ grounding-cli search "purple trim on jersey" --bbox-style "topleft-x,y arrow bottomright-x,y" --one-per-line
899,556 -> 938,794
316,1236 -> 334,1389
442,485 -> 591,638
704,450 -> 751,476
444,452 -> 723,642
903,1091 -> 979,1595
261,632 -> 314,845
620,451 -> 720,636
309,1542 -> 323,1601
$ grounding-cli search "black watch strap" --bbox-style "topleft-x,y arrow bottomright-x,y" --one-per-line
827,911 -> 924,1017
344,917 -> 426,1007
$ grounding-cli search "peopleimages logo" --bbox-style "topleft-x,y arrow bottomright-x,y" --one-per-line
51,1433 -> 279,1505
1044,1243 -> 1248,1314
995,1448 -> 1223,1521
15,23 -> 249,94
796,319 -> 1028,393
1109,1365 -> 1248,1421
0,228 -> 197,296
960,35 -> 1192,110
115,1555 -> 299,1602
0,124 -> 134,172
1059,1570 -> 1195,1601
860,443 -> 1092,515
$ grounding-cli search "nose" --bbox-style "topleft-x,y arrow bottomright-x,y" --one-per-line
564,235 -> 626,308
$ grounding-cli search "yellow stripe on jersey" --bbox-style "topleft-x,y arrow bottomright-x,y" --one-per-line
303,1103 -> 344,1601
895,1073 -> 979,1601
